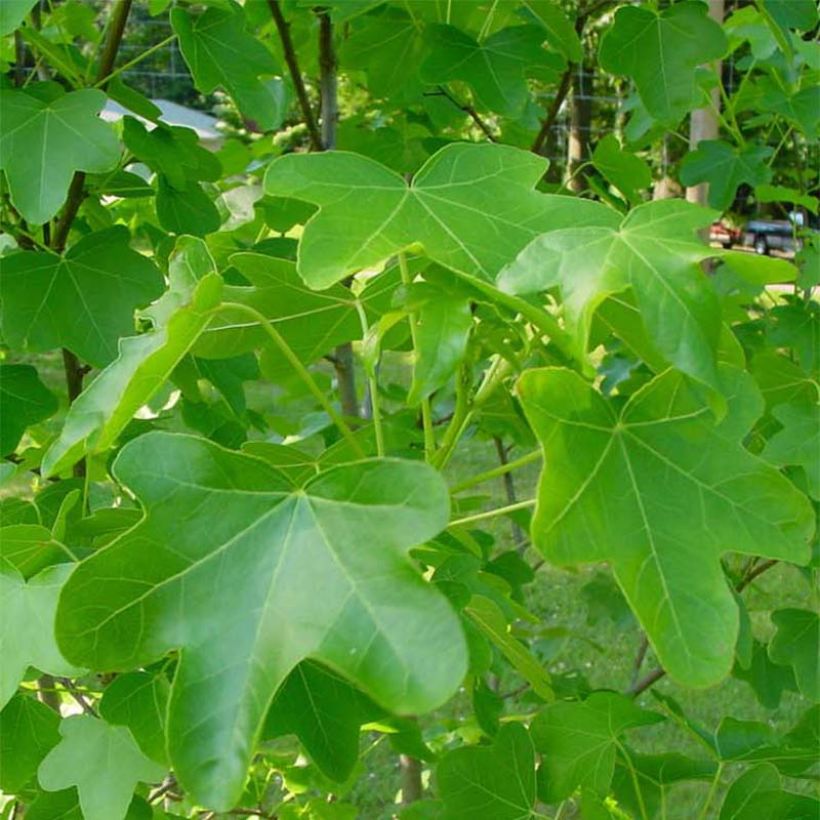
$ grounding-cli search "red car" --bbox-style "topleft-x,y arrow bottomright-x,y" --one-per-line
709,220 -> 742,248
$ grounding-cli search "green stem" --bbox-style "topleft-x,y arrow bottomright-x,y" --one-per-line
220,302 -> 364,458
450,498 -> 535,528
355,301 -> 384,457
617,743 -> 649,820
94,34 -> 176,89
432,363 -> 472,470
399,253 -> 435,462
450,450 -> 541,493
696,763 -> 723,820
453,272 -> 579,366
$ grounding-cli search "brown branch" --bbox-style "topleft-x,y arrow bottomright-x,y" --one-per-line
56,677 -> 96,715
51,0 -> 133,253
531,67 -> 572,155
267,0 -> 322,151
433,86 -> 497,142
530,0 -> 616,155
628,559 -> 780,697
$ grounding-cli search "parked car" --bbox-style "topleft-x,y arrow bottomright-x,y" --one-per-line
742,212 -> 818,256
709,220 -> 742,248
743,219 -> 801,255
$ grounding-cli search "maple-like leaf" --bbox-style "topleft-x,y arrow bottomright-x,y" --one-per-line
56,432 -> 466,809
517,365 -> 813,686
264,142 -> 619,289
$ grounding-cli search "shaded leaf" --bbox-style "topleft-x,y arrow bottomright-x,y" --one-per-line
437,723 -> 535,820
719,762 -> 820,819
171,3 -> 284,131
763,400 -> 820,499
530,691 -> 662,802
591,135 -> 652,205
421,25 -> 555,116
768,609 -> 819,702
263,661 -> 382,782
41,237 -> 222,476
0,693 -> 60,793
599,2 -> 727,124
0,364 -> 58,456
0,227 -> 164,367
99,672 -> 171,765
680,140 -> 772,210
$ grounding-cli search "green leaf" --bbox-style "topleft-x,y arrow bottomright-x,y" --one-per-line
437,723 -> 536,820
464,595 -> 553,701
530,691 -> 663,802
408,290 -> 473,405
733,640 -> 797,710
171,3 -> 284,132
768,609 -> 819,702
0,227 -> 164,367
122,117 -> 220,191
264,142 -> 618,289
680,141 -> 773,210
56,432 -> 466,809
0,0 -> 37,36
755,184 -> 819,214
193,252 -> 372,371
763,0 -> 818,32
519,0 -> 582,62
0,524 -> 67,579
420,25 -> 554,116
599,2 -> 727,124
340,7 -> 425,101
0,693 -> 60,794
0,563 -> 81,709
263,661 -> 381,782
499,200 -> 723,394
517,366 -> 813,687
156,175 -> 221,237
38,715 -> 166,820
719,762 -> 820,819
763,400 -> 820,499
591,135 -> 652,205
23,789 -> 83,820
41,237 -> 223,476
0,364 -> 58,456
0,85 -> 119,224
99,672 -> 171,765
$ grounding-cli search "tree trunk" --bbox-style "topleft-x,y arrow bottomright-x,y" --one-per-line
566,67 -> 591,194
318,10 -> 359,420
685,0 -> 725,207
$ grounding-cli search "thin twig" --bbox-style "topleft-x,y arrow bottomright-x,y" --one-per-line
56,677 -> 96,715
494,437 -> 526,549
51,0 -> 133,252
629,635 -> 649,689
531,67 -> 572,155
267,0 -> 322,151
629,559 -> 780,697
429,86 -> 497,142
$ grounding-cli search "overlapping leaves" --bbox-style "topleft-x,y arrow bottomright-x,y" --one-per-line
264,142 -> 618,288
56,432 -> 466,807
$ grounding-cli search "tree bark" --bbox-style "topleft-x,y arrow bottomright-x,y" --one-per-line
317,9 -> 359,420
566,67 -> 591,194
685,0 -> 725,207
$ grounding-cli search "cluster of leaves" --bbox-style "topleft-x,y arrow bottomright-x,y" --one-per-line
0,1 -> 817,819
